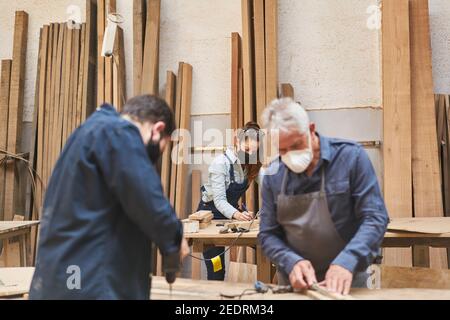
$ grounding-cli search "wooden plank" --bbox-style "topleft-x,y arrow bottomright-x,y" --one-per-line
174,63 -> 192,219
381,0 -> 413,267
280,83 -> 294,99
241,0 -> 255,123
380,265 -> 450,289
265,0 -> 278,104
191,170 -> 202,213
0,60 -> 12,221
57,24 -> 69,150
409,0 -> 447,269
97,0 -> 105,106
112,26 -> 126,111
4,11 -> 28,221
253,0 -> 266,123
231,33 -> 241,131
169,63 -> 184,207
62,28 -> 73,146
388,218 -> 450,234
141,0 -> 160,95
161,71 -> 176,197
133,0 -> 146,96
81,0 -> 97,121
104,0 -> 116,105
76,24 -> 86,127
238,68 -> 244,128
72,28 -> 81,132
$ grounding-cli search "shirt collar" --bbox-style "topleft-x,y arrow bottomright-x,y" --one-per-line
318,132 -> 332,163
97,103 -> 118,114
225,148 -> 238,164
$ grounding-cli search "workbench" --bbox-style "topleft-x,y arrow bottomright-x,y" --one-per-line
2,268 -> 450,300
186,218 -> 450,282
0,221 -> 40,267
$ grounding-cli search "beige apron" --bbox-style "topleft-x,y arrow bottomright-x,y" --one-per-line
277,167 -> 347,284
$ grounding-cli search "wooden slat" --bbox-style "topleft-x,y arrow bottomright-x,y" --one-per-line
141,0 -> 160,95
4,11 -> 28,221
112,26 -> 126,111
42,24 -> 54,201
409,0 -> 447,269
97,0 -> 105,106
174,63 -> 193,219
161,71 -> 176,197
238,68 -> 244,128
169,62 -> 184,207
62,28 -> 73,146
381,0 -> 413,267
72,29 -> 81,134
231,33 -> 241,131
104,0 -> 116,105
265,0 -> 278,104
280,83 -> 294,99
58,24 -> 69,151
253,0 -> 266,123
191,170 -> 201,214
133,0 -> 146,96
76,24 -> 86,127
81,0 -> 97,121
241,0 -> 254,123
0,60 -> 12,221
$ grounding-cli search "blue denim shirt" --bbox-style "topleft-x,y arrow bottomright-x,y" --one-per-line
30,105 -> 182,300
258,134 -> 389,276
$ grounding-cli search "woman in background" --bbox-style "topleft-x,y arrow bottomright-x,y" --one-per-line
197,122 -> 264,281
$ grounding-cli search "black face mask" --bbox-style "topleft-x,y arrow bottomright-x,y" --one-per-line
146,135 -> 162,164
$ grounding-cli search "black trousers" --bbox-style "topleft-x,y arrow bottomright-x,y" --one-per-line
203,246 -> 226,281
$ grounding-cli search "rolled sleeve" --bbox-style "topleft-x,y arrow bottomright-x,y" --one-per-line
332,147 -> 389,273
258,172 -> 304,276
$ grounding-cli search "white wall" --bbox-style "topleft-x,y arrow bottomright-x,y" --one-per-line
1,0 -> 450,184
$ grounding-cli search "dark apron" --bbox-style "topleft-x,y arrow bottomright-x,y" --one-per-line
197,154 -> 249,219
277,167 -> 347,284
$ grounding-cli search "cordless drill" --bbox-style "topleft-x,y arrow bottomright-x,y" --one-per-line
163,251 -> 180,294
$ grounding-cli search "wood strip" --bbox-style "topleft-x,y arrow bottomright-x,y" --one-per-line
0,60 -> 12,221
97,0 -> 105,106
57,24 -> 69,151
265,0 -> 278,104
42,24 -> 54,200
242,0 -> 255,123
191,170 -> 201,214
71,29 -> 81,135
62,28 -> 73,146
231,33 -> 241,131
141,0 -> 161,95
133,0 -> 146,96
253,0 -> 266,124
169,63 -> 184,207
104,0 -> 116,105
174,63 -> 193,219
34,26 -> 49,221
81,0 -> 97,121
161,71 -> 176,197
280,83 -> 294,99
76,24 -> 86,127
381,0 -> 413,267
409,0 -> 447,269
112,26 -> 126,111
238,68 -> 244,128
4,11 -> 28,221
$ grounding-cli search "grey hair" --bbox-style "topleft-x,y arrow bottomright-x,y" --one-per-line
261,98 -> 310,133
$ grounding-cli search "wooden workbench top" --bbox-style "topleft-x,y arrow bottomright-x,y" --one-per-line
0,221 -> 40,235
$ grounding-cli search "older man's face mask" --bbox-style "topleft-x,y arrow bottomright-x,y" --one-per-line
281,132 -> 313,174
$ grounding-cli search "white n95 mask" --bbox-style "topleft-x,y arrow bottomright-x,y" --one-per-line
281,133 -> 313,174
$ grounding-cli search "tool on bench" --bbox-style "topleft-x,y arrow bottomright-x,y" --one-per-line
254,281 -> 293,294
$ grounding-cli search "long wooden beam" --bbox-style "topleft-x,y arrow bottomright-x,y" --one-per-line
0,60 -> 12,221
4,11 -> 28,221
409,0 -> 447,269
231,33 -> 241,131
382,0 -> 413,267
133,0 -> 146,96
242,0 -> 255,124
253,0 -> 266,123
265,0 -> 278,104
141,0 -> 161,96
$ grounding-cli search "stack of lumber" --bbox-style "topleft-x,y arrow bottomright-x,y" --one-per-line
189,211 -> 214,229
382,0 -> 448,269
133,0 -> 160,96
31,1 -> 97,220
97,0 -> 126,111
0,11 -> 28,222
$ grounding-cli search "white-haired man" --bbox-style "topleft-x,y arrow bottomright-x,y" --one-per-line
259,98 -> 389,295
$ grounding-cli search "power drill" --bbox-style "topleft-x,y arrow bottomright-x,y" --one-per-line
163,251 -> 180,295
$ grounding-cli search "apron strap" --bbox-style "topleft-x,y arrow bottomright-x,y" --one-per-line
281,168 -> 290,195
223,152 -> 236,183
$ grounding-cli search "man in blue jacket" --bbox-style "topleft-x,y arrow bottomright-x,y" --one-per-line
30,95 -> 189,300
259,98 -> 389,296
